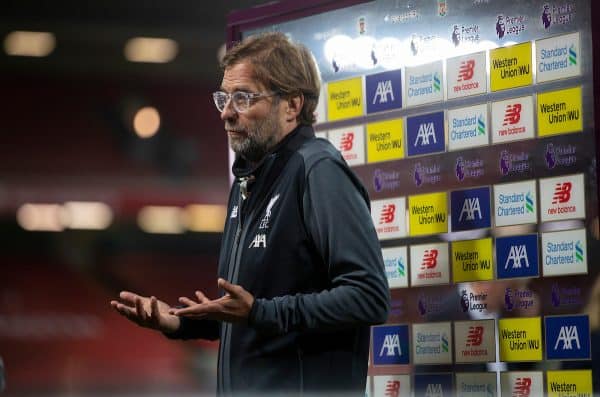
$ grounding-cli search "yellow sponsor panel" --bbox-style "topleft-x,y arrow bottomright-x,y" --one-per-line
409,192 -> 448,236
537,86 -> 583,136
327,77 -> 364,121
367,119 -> 404,163
451,238 -> 493,282
498,317 -> 543,362
490,42 -> 533,91
547,370 -> 592,397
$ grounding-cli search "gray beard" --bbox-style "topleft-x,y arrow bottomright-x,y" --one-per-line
229,105 -> 281,163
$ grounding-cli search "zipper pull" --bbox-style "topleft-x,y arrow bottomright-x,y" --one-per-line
239,175 -> 255,200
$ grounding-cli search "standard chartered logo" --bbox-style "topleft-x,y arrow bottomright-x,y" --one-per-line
526,191 -> 534,213
575,241 -> 584,262
433,72 -> 441,92
569,44 -> 577,66
477,114 -> 485,135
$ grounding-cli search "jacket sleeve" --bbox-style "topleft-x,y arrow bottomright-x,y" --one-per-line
248,157 -> 390,334
163,316 -> 220,341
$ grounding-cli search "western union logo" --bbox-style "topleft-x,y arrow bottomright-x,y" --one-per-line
409,192 -> 448,236
499,317 -> 543,362
367,119 -> 404,163
490,42 -> 533,91
327,77 -> 363,121
538,86 -> 582,137
547,370 -> 592,397
452,238 -> 493,282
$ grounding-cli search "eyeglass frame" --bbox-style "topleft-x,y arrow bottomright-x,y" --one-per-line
212,90 -> 280,113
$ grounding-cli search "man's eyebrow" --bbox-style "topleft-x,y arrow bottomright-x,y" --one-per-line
219,86 -> 253,93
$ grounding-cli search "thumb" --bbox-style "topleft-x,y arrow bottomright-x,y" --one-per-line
218,278 -> 240,297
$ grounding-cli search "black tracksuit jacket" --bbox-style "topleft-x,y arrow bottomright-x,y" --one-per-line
168,124 -> 390,396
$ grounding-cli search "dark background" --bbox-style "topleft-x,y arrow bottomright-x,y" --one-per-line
0,1 -> 274,395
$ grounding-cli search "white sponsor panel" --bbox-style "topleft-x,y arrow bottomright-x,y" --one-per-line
328,125 -> 365,166
455,372 -> 497,397
446,51 -> 487,100
405,60 -> 444,107
536,32 -> 581,83
316,84 -> 328,123
454,319 -> 497,363
382,246 -> 409,289
542,228 -> 587,277
373,375 -> 411,397
314,131 -> 327,140
499,371 -> 544,397
494,179 -> 537,227
371,197 -> 407,240
491,95 -> 535,143
412,322 -> 453,364
410,242 -> 450,286
539,173 -> 585,222
448,104 -> 489,151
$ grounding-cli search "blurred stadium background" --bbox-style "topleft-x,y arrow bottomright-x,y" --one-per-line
0,1 -> 274,395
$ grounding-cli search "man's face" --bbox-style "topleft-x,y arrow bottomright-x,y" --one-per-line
220,62 -> 285,163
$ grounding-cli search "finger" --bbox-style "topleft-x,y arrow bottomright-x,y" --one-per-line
150,296 -> 161,322
119,291 -> 142,305
135,297 -> 148,322
218,278 -> 241,297
195,290 -> 210,303
173,302 -> 219,317
178,296 -> 198,307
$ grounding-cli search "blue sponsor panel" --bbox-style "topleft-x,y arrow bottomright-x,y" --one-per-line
496,234 -> 539,279
366,69 -> 403,114
372,324 -> 410,365
545,315 -> 590,360
414,373 -> 453,397
450,186 -> 491,231
407,111 -> 445,156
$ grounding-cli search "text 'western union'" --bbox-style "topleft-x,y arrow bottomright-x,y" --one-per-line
493,57 -> 530,79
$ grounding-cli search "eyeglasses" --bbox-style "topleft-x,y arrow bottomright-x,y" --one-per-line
212,90 -> 279,113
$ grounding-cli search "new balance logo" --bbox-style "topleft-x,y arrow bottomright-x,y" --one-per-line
385,380 -> 401,397
421,249 -> 438,269
503,103 -> 522,125
414,122 -> 437,146
554,326 -> 581,350
458,59 -> 475,81
340,132 -> 354,151
466,326 -> 484,346
552,182 -> 572,204
248,234 -> 266,248
512,377 -> 531,397
505,245 -> 530,270
380,204 -> 396,224
379,334 -> 402,356
458,198 -> 482,221
373,80 -> 395,104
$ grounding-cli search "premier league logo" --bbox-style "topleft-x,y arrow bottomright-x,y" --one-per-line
456,157 -> 465,181
542,4 -> 552,29
545,143 -> 557,169
496,15 -> 506,38
500,150 -> 511,175
460,289 -> 470,312
505,288 -> 515,311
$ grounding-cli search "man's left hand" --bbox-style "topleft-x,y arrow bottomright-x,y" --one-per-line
169,278 -> 255,323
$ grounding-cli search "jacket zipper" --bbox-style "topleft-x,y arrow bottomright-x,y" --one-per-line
219,181 -> 247,395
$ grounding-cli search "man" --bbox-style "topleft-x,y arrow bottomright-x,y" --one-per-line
111,32 -> 390,396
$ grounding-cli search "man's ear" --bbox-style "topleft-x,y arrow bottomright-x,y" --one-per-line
285,94 -> 304,122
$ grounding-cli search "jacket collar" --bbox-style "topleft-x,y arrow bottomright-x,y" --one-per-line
231,124 -> 315,179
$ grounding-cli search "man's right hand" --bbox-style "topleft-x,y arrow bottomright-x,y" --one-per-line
111,291 -> 180,334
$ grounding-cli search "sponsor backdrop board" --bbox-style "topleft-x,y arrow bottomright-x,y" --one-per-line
232,0 -> 598,392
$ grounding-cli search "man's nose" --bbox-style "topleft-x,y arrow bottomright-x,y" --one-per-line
220,98 -> 236,121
